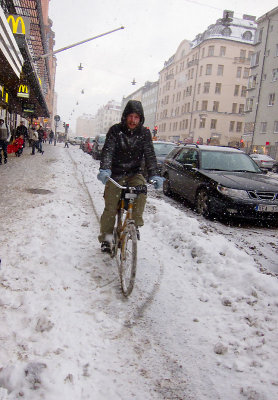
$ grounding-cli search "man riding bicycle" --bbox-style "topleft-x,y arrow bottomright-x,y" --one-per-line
97,100 -> 163,253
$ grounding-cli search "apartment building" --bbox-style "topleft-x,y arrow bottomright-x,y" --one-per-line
94,100 -> 121,135
121,81 -> 158,131
244,6 -> 278,158
76,113 -> 96,137
156,11 -> 256,145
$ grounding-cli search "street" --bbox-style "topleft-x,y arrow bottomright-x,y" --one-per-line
0,143 -> 277,400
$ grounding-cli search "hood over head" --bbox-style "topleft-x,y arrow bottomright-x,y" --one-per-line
121,100 -> 145,125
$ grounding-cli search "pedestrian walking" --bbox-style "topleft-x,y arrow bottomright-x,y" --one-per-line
15,121 -> 28,149
29,126 -> 44,155
49,130 -> 54,144
0,118 -> 11,165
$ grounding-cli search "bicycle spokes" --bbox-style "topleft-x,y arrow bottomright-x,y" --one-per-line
120,225 -> 137,296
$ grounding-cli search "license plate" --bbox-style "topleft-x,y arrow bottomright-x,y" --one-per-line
256,204 -> 278,212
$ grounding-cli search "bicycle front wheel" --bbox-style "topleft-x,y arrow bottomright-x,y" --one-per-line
120,223 -> 137,297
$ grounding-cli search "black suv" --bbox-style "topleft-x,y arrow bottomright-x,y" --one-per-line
161,144 -> 278,220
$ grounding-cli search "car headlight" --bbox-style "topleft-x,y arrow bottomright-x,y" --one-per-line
217,184 -> 250,199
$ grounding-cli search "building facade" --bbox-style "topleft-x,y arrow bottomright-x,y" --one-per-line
244,6 -> 278,158
0,0 -> 55,134
94,100 -> 121,135
121,80 -> 158,131
76,113 -> 96,137
156,11 -> 256,145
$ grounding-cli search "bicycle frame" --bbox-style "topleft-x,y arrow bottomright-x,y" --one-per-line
108,177 -> 146,296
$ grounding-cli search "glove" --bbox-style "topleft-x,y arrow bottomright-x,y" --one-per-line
97,169 -> 111,185
150,175 -> 164,189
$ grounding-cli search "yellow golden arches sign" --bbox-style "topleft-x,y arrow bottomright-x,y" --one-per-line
6,15 -> 30,36
17,84 -> 30,98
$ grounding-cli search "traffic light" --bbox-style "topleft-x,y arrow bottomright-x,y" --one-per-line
152,126 -> 158,137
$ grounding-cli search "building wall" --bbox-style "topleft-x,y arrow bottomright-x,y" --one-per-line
156,11 -> 256,145
245,6 -> 278,156
76,113 -> 96,137
95,100 -> 121,135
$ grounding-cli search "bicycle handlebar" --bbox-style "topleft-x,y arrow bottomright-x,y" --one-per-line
108,177 -> 153,190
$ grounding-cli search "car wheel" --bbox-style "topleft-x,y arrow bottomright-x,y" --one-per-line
163,174 -> 172,197
195,188 -> 211,217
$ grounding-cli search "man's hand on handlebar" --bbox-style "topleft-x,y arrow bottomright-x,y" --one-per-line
149,175 -> 164,189
97,169 -> 111,185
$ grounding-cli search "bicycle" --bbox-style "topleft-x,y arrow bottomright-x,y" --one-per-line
108,177 -> 148,297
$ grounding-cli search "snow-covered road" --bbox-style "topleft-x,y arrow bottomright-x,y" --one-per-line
0,143 -> 277,400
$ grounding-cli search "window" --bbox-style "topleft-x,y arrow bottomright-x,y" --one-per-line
246,98 -> 253,112
217,65 -> 224,76
260,122 -> 267,133
241,86 -> 247,97
236,67 -> 242,78
248,75 -> 257,89
229,121 -> 235,132
202,48 -> 205,57
201,101 -> 208,111
242,31 -> 252,41
196,101 -> 199,110
234,85 -> 240,96
220,46 -> 226,56
199,66 -> 203,76
272,68 -> 278,81
206,64 -> 212,75
236,122 -> 242,132
254,28 -> 263,44
274,121 -> 278,133
193,119 -> 196,128
222,27 -> 231,36
232,103 -> 237,113
250,51 -> 260,67
197,83 -> 201,94
240,49 -> 246,59
199,118 -> 206,128
210,119 -> 217,129
215,83 -> 221,94
268,93 -> 275,106
208,46 -> 214,56
276,44 -> 278,57
213,101 -> 219,112
243,68 -> 249,79
239,104 -> 244,114
203,82 -> 210,93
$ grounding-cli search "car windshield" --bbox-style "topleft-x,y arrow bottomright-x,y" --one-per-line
200,151 -> 261,172
89,138 -> 95,142
154,143 -> 176,156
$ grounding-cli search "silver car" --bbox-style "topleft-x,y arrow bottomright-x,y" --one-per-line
249,154 -> 276,170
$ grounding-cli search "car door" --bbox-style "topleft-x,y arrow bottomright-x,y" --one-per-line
172,148 -> 199,201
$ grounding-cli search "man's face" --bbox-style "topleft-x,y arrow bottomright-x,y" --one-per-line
126,113 -> 140,130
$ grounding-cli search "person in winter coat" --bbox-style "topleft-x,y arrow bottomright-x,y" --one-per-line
97,100 -> 163,253
29,126 -> 44,155
0,118 -> 11,164
15,121 -> 28,148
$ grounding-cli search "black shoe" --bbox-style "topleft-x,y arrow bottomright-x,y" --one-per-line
41,151 -> 44,155
136,227 -> 140,240
4,159 -> 7,164
0,161 -> 2,165
101,241 -> 111,253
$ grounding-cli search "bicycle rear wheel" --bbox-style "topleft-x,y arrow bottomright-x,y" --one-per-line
120,223 -> 137,297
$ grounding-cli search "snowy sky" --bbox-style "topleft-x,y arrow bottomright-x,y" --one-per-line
0,143 -> 277,399
48,0 -> 278,130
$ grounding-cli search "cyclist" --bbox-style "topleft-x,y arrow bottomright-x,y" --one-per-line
97,100 -> 163,253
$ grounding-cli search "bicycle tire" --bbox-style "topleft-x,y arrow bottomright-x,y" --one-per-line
120,223 -> 137,296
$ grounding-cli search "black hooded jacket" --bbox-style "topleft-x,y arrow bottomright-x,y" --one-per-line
100,100 -> 158,180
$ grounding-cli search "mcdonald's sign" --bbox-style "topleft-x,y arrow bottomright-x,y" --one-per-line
6,15 -> 30,37
17,84 -> 30,98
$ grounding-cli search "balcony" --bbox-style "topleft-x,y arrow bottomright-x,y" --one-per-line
234,57 -> 250,65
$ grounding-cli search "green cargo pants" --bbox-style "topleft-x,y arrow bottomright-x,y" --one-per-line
98,174 -> 147,243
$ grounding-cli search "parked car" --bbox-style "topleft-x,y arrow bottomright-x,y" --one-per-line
83,137 -> 95,154
91,134 -> 106,160
141,140 -> 177,176
249,153 -> 276,170
69,136 -> 86,146
272,162 -> 278,173
161,144 -> 278,221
